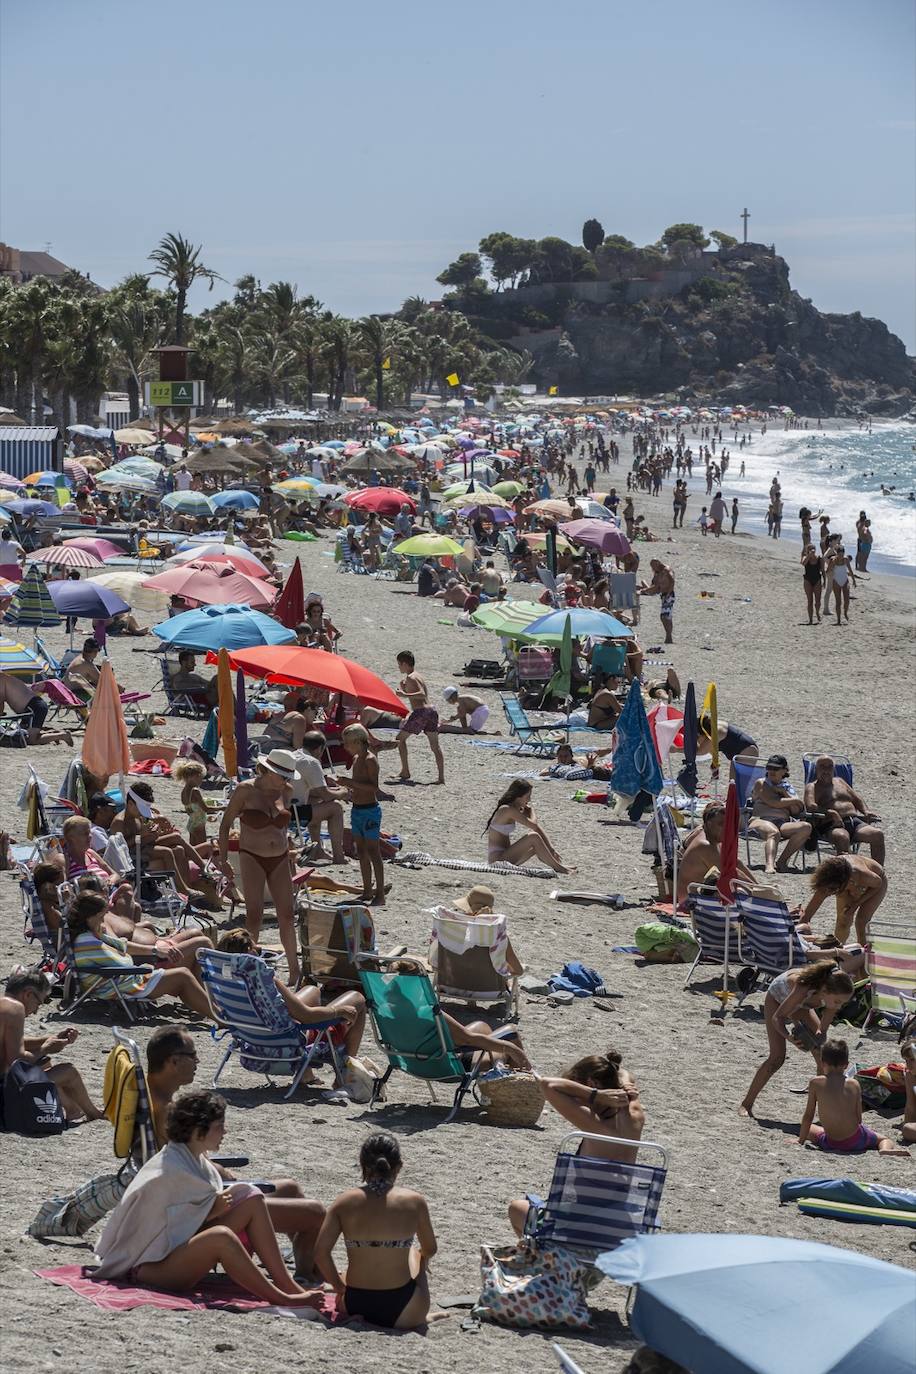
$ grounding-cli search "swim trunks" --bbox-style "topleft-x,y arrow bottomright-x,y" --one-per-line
351,803 -> 382,840
400,706 -> 439,735
468,703 -> 489,732
660,592 -> 675,617
815,1123 -> 878,1153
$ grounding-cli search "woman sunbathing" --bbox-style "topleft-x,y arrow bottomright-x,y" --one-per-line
74,876 -> 213,977
314,1133 -> 439,1328
484,781 -> 572,873
94,1090 -> 322,1307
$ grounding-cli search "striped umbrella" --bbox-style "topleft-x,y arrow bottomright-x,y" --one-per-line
63,458 -> 90,483
470,599 -> 550,637
0,472 -> 24,490
0,637 -> 50,677
5,564 -> 62,629
25,544 -> 105,570
161,491 -> 216,517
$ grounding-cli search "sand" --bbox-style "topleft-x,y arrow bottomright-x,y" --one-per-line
2,436 -> 915,1374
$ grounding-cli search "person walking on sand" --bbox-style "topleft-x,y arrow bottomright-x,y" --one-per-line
708,492 -> 727,537
393,650 -> 444,784
639,559 -> 675,645
337,723 -> 387,906
801,543 -> 824,624
824,541 -> 856,625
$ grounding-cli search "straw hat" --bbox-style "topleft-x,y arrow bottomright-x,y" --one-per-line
453,884 -> 495,915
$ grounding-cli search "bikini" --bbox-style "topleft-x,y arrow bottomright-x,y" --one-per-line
487,818 -> 515,863
343,1237 -> 417,1327
239,806 -> 291,876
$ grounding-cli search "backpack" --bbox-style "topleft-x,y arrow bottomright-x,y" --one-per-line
103,1043 -> 139,1158
1,1059 -> 65,1135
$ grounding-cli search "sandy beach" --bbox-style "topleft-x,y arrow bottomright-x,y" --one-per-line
1,432 -> 914,1374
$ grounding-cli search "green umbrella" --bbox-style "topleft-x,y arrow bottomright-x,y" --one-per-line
470,600 -> 547,637
545,612 -> 572,704
492,481 -> 523,498
393,534 -> 464,558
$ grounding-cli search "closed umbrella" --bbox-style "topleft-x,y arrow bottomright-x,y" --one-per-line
611,678 -> 664,799
559,519 -> 631,557
217,647 -> 237,779
235,668 -> 250,772
545,613 -> 572,710
702,680 -> 720,779
153,604 -> 296,653
678,680 -> 699,800
273,558 -> 304,629
213,646 -> 407,717
6,564 -> 62,630
598,1233 -> 916,1374
25,545 -> 104,571
82,660 -> 131,785
718,780 -> 740,906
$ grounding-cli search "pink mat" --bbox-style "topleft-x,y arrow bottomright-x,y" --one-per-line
36,1265 -> 340,1318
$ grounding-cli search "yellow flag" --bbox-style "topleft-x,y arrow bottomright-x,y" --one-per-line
381,356 -> 391,370
446,372 -> 460,387
701,682 -> 719,770
548,385 -> 558,396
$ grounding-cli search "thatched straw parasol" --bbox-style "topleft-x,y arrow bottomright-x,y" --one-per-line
0,413 -> 28,426
212,418 -> 261,437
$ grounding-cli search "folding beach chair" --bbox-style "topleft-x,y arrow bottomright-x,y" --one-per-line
156,655 -> 210,719
863,935 -> 916,1032
802,753 -> 854,786
197,948 -> 343,1096
683,885 -> 744,991
524,1131 -> 667,1267
20,874 -> 61,972
108,1028 -> 158,1166
55,920 -> 156,1023
733,755 -> 809,873
0,711 -> 31,748
357,961 -> 511,1121
297,901 -> 386,991
732,887 -> 811,997
498,691 -> 559,756
430,906 -> 518,1015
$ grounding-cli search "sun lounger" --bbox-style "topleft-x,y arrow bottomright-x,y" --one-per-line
863,935 -> 916,1031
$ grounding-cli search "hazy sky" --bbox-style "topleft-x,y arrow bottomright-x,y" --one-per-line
2,0 -> 914,348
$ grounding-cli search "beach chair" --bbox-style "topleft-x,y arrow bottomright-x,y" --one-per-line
430,906 -> 519,1015
683,885 -> 744,990
297,901 -> 387,991
863,935 -> 916,1032
0,712 -> 31,748
524,1131 -> 667,1267
802,753 -> 854,786
108,1028 -> 158,1165
498,691 -> 559,756
732,888 -> 809,995
196,948 -> 343,1096
608,572 -> 638,618
733,755 -> 809,873
156,655 -> 210,718
516,646 -> 554,700
55,919 -> 156,1023
357,961 -> 512,1121
20,874 -> 61,972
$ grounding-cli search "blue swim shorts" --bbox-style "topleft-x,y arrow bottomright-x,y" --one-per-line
351,803 -> 382,840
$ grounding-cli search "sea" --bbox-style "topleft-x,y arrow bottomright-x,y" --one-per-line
696,422 -> 916,576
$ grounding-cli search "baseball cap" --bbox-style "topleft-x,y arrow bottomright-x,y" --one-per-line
765,754 -> 789,771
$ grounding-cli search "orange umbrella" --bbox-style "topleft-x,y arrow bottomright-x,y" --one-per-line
82,660 -> 131,784
217,647 -> 237,778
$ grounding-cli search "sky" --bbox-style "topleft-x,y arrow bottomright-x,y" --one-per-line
2,0 -> 914,350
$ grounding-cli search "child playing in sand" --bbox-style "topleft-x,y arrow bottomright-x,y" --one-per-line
174,761 -> 209,846
798,1038 -> 909,1156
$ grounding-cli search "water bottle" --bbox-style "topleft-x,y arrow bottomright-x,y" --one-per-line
610,893 -> 626,909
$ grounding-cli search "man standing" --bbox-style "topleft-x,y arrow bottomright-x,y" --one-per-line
285,734 -> 348,865
639,560 -> 676,645
730,497 -> 739,533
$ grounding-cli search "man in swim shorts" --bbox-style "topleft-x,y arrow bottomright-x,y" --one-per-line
339,724 -> 386,906
393,651 -> 445,784
639,560 -> 675,644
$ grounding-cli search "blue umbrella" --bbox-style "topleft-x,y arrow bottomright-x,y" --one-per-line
211,490 -> 260,512
598,1233 -> 916,1374
677,680 -> 699,797
48,580 -> 131,619
3,499 -> 60,516
610,678 -> 663,797
153,603 -> 296,653
520,607 -> 630,641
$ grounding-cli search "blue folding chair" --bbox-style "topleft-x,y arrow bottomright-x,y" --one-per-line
498,691 -> 559,755
525,1131 -> 668,1266
197,949 -> 343,1097
733,755 -> 809,873
802,753 -> 854,786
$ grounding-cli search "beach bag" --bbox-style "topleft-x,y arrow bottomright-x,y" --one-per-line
857,1065 -> 907,1109
339,1055 -> 384,1105
102,1043 -> 140,1157
1,1059 -> 65,1136
635,922 -> 699,964
475,1239 -> 591,1330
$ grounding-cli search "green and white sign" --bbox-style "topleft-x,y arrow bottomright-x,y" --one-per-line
146,380 -> 203,407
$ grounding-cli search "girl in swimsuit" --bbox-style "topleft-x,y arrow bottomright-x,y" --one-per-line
315,1133 -> 439,1329
484,781 -> 571,873
219,752 -> 299,984
800,543 -> 824,624
825,544 -> 856,625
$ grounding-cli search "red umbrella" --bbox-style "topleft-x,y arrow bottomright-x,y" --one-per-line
140,565 -> 276,608
559,519 -> 631,556
274,557 -> 304,629
717,780 -> 740,905
208,645 -> 407,716
345,488 -> 416,516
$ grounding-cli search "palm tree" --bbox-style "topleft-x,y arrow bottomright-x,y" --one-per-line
109,289 -> 167,419
214,321 -> 253,415
252,329 -> 297,409
356,315 -> 401,411
7,279 -> 54,423
320,317 -> 352,412
148,232 -> 223,344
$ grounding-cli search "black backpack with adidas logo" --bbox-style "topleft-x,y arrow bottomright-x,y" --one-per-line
1,1059 -> 65,1135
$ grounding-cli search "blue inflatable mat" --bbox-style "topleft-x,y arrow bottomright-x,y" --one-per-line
781,1178 -> 916,1228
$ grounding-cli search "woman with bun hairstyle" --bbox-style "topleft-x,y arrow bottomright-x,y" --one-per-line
507,1048 -> 645,1236
314,1133 -> 439,1329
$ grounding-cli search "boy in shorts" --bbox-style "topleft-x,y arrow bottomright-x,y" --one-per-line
799,1038 -> 909,1156
393,650 -> 445,784
338,724 -> 386,906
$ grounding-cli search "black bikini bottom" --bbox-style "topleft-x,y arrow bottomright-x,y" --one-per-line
344,1277 -> 416,1327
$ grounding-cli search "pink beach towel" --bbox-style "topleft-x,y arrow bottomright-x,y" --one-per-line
36,1266 -> 341,1319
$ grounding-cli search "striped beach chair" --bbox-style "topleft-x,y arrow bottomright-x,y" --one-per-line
733,889 -> 808,990
55,920 -> 156,1023
863,935 -> 916,1031
20,875 -> 60,971
683,886 -> 744,990
197,949 -> 343,1096
525,1131 -> 667,1265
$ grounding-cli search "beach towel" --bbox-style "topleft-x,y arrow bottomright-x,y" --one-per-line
392,851 -> 555,880
35,1266 -> 338,1318
547,963 -> 606,997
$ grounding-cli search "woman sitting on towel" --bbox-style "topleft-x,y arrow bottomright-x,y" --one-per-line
484,781 -> 572,873
94,1090 -> 322,1308
507,1048 -> 645,1235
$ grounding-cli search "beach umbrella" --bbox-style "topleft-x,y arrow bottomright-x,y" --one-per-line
235,668 -> 251,772
1,499 -> 59,516
0,472 -> 25,490
0,638 -> 50,677
702,681 -> 720,773
611,678 -> 663,799
677,681 -> 699,798
114,427 -> 157,446
519,531 -> 573,553
0,507 -> 13,525
546,613 -> 573,706
170,551 -> 270,580
153,604 -> 295,653
458,504 -> 514,523
470,600 -> 550,638
48,580 -> 131,620
345,488 -> 416,516
172,538 -> 259,561
392,534 -> 463,558
559,519 -> 631,557
212,645 -> 407,717
0,577 -> 19,596
273,477 -> 322,498
492,480 -> 523,498
62,537 -> 126,562
520,607 -> 630,641
597,1233 -> 916,1374
141,566 -> 275,609
524,498 -> 585,521
273,558 -> 305,630
210,489 -> 260,512
92,571 -> 173,617
94,471 -> 158,494
82,660 -> 131,785
718,780 -> 740,906
217,648 -> 237,779
25,544 -> 104,571
161,491 -> 216,517
5,564 -> 62,629
24,469 -> 72,488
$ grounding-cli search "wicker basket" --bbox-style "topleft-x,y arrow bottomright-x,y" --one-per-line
478,1071 -> 545,1128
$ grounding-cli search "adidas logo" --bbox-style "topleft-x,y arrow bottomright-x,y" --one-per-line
33,1090 -> 61,1123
